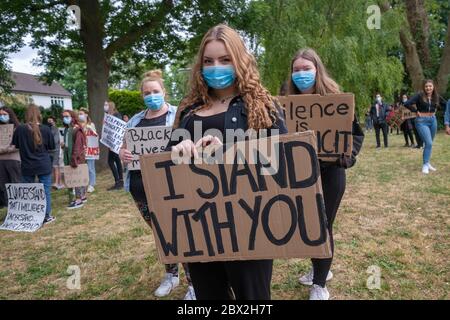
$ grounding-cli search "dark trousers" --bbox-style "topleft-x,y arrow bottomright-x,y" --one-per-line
312,166 -> 346,287
188,259 -> 273,300
108,150 -> 123,183
374,122 -> 388,147
401,121 -> 415,145
0,160 -> 21,207
412,123 -> 423,147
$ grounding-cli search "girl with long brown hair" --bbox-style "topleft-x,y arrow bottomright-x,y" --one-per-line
167,24 -> 287,300
285,48 -> 364,300
404,79 -> 447,174
12,104 -> 56,223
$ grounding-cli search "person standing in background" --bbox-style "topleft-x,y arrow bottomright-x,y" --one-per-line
47,116 -> 64,189
445,100 -> 450,135
12,104 -> 55,223
104,101 -> 124,190
0,107 -> 21,209
79,108 -> 98,193
370,93 -> 390,148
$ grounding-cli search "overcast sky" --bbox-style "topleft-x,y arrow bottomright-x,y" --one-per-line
7,35 -> 44,75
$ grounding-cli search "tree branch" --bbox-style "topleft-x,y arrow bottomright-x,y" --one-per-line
29,0 -> 66,12
104,0 -> 174,59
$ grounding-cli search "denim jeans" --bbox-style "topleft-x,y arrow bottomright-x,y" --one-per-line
415,115 -> 437,165
21,174 -> 52,218
87,159 -> 96,187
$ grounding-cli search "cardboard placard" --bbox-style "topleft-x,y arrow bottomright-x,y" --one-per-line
125,126 -> 172,170
100,114 -> 127,154
85,127 -> 99,160
140,131 -> 332,264
277,94 -> 354,161
400,106 -> 417,120
0,183 -> 46,233
0,124 -> 14,147
64,164 -> 89,188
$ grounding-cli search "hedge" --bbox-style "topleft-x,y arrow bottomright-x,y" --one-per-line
108,89 -> 144,118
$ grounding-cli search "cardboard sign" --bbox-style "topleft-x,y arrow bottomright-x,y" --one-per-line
0,183 -> 46,233
0,124 -> 14,147
64,164 -> 89,188
400,106 -> 417,120
125,126 -> 172,170
100,114 -> 127,154
277,94 -> 354,161
140,131 -> 332,264
85,127 -> 99,160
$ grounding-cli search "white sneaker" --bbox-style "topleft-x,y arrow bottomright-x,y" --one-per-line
299,269 -> 333,286
183,285 -> 196,300
154,273 -> 179,297
309,284 -> 330,300
427,163 -> 437,172
422,165 -> 429,174
87,185 -> 95,193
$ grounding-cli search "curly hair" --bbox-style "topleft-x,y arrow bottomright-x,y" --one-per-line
175,24 -> 279,130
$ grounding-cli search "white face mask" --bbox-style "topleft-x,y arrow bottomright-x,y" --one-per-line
104,104 -> 109,112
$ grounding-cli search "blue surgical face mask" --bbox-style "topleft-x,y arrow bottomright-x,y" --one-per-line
202,65 -> 236,89
292,71 -> 316,92
144,94 -> 164,111
63,116 -> 72,125
79,114 -> 87,122
0,114 -> 10,123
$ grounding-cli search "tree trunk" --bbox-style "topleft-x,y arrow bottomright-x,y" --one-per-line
404,0 -> 431,69
77,0 -> 110,170
436,12 -> 450,95
399,29 -> 424,92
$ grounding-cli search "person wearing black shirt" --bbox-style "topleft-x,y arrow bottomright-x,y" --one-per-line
104,100 -> 124,190
12,105 -> 56,224
404,79 -> 447,174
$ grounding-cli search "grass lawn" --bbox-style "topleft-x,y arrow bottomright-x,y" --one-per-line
1,131 -> 449,300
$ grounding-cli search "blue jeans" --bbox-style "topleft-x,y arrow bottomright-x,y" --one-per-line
415,116 -> 437,165
87,159 -> 96,187
21,174 -> 52,218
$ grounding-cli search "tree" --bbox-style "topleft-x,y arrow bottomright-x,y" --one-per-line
381,0 -> 450,94
0,0 -> 247,167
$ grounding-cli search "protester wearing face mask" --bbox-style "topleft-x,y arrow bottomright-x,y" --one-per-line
118,69 -> 195,300
62,110 -> 87,208
404,79 -> 447,174
399,95 -> 416,147
370,93 -> 390,148
285,48 -> 364,300
12,105 -> 56,223
46,116 -> 64,189
104,100 -> 124,190
78,108 -> 97,193
0,107 -> 21,209
168,25 -> 287,300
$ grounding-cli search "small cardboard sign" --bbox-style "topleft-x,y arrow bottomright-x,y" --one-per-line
277,94 -> 354,161
0,124 -> 14,148
140,131 -> 332,264
85,127 -> 99,160
400,106 -> 417,120
125,126 -> 172,170
100,114 -> 127,154
0,183 -> 46,233
64,164 -> 89,188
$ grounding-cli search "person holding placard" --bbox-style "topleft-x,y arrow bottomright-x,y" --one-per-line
285,48 -> 364,300
62,110 -> 87,209
12,104 -> 55,224
119,69 -> 194,300
0,107 -> 21,209
404,80 -> 447,174
168,24 -> 287,300
104,100 -> 124,190
79,108 -> 98,193
399,95 -> 416,147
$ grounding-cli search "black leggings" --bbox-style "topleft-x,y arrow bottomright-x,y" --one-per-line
108,150 -> 123,183
188,259 -> 273,300
312,166 -> 346,287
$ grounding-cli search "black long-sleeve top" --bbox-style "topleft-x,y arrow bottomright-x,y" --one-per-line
404,93 -> 447,113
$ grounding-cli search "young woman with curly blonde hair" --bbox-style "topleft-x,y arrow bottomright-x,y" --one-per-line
168,24 -> 287,300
